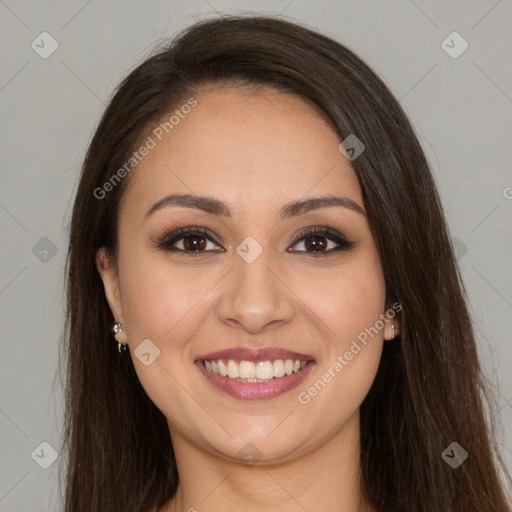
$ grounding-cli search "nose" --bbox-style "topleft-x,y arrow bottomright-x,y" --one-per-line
216,252 -> 295,335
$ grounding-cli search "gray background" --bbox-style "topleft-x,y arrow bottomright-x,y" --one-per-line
1,0 -> 511,510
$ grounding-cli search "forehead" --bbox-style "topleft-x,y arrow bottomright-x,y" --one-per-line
120,87 -> 363,220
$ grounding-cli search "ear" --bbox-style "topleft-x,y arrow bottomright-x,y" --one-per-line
96,247 -> 127,341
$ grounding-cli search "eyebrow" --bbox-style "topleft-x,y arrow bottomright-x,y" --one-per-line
144,193 -> 366,221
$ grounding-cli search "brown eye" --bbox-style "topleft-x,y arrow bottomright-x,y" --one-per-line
288,227 -> 355,255
157,227 -> 224,254
303,235 -> 329,252
182,234 -> 208,251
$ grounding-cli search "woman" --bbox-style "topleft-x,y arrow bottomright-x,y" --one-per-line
60,15 -> 512,511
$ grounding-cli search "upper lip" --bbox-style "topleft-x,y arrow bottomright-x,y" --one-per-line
196,347 -> 315,363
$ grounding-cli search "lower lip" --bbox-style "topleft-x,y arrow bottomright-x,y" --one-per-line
195,360 -> 315,400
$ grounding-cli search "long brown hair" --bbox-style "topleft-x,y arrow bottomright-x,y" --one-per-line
59,15 -> 512,511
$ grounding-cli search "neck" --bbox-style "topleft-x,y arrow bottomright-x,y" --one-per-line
161,411 -> 375,512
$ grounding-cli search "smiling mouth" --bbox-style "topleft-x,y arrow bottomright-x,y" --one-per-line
201,358 -> 311,382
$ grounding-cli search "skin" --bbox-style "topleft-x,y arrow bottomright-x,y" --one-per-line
96,86 -> 398,512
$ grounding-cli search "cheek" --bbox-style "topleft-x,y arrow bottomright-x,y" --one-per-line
117,251 -> 210,418
295,254 -> 386,350
118,250 -> 210,343
292,252 -> 386,411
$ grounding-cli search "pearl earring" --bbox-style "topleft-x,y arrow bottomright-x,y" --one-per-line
110,322 -> 128,353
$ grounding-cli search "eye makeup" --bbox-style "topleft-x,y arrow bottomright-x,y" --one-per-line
153,224 -> 355,257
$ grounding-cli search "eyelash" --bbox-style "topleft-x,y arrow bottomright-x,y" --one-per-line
156,225 -> 355,257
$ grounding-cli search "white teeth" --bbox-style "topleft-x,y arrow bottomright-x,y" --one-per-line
273,359 -> 285,378
218,360 -> 228,377
256,361 -> 274,380
239,361 -> 255,379
203,358 -> 309,380
227,360 -> 239,379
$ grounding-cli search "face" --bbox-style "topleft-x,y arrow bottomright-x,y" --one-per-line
96,86 -> 395,463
